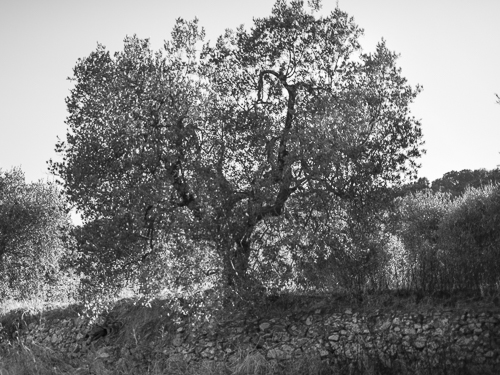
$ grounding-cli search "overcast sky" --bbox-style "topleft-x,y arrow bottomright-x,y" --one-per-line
1,0 -> 499,186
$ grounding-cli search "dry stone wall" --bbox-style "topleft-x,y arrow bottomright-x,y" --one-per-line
1,303 -> 500,370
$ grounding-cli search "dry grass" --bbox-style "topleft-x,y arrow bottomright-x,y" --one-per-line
0,344 -> 75,375
1,344 -> 497,375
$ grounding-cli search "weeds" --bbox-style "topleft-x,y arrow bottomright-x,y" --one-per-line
0,342 -> 498,375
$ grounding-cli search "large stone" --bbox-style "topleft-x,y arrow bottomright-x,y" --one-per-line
379,321 -> 391,331
328,334 -> 339,342
259,322 -> 270,331
319,349 -> 329,359
414,337 -> 426,349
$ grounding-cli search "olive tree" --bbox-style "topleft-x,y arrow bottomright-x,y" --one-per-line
0,167 -> 72,300
51,1 -> 423,297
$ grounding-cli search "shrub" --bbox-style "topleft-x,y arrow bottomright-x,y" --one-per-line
393,190 -> 451,291
437,184 -> 500,291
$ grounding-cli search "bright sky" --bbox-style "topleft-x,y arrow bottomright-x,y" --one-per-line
1,0 -> 499,186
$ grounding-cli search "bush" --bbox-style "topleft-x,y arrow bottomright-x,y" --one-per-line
437,184 -> 500,291
392,190 -> 452,291
387,184 -> 500,294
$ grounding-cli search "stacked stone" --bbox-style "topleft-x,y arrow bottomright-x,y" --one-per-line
157,307 -> 500,368
2,304 -> 500,370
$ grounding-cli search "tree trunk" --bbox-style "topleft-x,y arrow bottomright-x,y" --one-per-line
224,236 -> 252,288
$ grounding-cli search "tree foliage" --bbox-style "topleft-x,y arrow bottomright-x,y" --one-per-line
0,167 -> 72,300
388,182 -> 500,293
438,184 -> 500,291
393,190 -> 451,291
431,168 -> 500,198
51,1 -> 424,297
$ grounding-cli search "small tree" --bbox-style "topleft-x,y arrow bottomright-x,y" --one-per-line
51,1 -> 424,299
0,167 -> 72,300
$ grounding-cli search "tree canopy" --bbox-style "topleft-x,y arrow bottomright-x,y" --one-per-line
0,167 -> 71,299
51,0 -> 424,296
